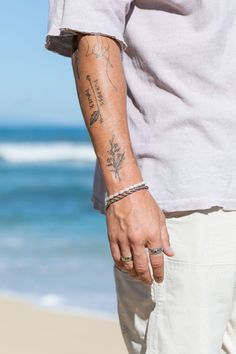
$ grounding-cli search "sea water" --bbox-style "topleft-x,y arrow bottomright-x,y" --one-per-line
0,125 -> 116,317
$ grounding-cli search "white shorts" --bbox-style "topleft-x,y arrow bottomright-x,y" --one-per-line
113,206 -> 236,354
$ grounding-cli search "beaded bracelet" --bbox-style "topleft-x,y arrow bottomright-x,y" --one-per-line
104,181 -> 149,211
104,181 -> 146,202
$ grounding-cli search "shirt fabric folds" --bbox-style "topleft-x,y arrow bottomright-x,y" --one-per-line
45,0 -> 236,214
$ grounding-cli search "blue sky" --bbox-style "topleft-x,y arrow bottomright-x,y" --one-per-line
0,1 -> 83,125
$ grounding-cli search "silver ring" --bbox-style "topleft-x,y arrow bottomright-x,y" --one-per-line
120,255 -> 133,263
148,247 -> 164,255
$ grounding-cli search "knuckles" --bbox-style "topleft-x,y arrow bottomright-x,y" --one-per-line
135,266 -> 148,276
108,233 -> 118,243
123,263 -> 133,271
113,255 -> 121,263
129,235 -> 145,247
109,231 -> 163,248
151,261 -> 163,269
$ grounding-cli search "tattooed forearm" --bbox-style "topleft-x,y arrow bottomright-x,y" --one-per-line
85,36 -> 117,91
106,134 -> 125,181
86,75 -> 105,126
72,34 -> 141,193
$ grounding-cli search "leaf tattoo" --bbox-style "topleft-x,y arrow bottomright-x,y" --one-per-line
106,134 -> 125,181
90,111 -> 101,125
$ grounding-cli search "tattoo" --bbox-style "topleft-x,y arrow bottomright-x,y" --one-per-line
106,134 -> 125,181
84,88 -> 95,109
93,79 -> 104,106
86,75 -> 104,126
74,49 -> 80,80
85,36 -> 117,90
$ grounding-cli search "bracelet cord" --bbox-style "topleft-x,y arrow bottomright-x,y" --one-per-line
105,181 -> 146,202
104,182 -> 149,211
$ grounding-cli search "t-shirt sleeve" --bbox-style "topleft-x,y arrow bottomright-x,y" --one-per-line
45,0 -> 133,57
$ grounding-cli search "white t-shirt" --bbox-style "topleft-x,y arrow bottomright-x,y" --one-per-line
45,0 -> 236,214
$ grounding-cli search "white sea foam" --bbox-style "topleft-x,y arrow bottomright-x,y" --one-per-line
0,142 -> 96,163
0,290 -> 117,319
39,294 -> 65,307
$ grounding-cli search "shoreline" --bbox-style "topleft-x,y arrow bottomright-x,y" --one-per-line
0,289 -> 117,321
0,294 -> 127,354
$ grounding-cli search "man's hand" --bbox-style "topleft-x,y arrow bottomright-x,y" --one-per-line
106,188 -> 175,285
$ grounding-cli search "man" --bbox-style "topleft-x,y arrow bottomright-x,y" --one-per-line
45,1 -> 236,353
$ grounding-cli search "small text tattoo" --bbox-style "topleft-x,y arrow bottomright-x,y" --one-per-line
86,75 -> 104,126
106,134 -> 125,181
84,88 -> 95,109
94,80 -> 104,106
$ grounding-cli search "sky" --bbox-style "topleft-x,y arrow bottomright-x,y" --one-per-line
0,1 -> 83,126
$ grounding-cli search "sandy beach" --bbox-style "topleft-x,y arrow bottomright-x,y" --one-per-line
0,295 -> 127,354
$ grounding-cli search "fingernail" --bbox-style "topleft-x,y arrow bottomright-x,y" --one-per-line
168,246 -> 175,254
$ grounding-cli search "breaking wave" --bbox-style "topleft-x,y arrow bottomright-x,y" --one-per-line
0,142 -> 96,163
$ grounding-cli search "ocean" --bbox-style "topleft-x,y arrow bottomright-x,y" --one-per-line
0,125 -> 117,317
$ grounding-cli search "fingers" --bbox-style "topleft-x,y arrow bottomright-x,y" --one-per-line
110,239 -> 137,277
160,215 -> 175,257
131,243 -> 153,285
109,241 -> 123,270
111,239 -> 162,284
148,246 -> 164,283
147,218 -> 163,283
148,214 -> 175,283
118,241 -> 137,277
108,212 -> 173,285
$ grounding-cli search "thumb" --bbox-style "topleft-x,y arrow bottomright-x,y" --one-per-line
160,223 -> 175,257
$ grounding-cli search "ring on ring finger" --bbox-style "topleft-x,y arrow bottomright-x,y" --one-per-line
148,247 -> 164,255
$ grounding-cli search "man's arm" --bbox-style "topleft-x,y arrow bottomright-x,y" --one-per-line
72,34 -> 142,193
71,34 -> 174,284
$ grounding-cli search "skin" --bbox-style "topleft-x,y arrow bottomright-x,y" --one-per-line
71,34 -> 175,285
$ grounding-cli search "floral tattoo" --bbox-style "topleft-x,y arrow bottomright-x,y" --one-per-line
106,134 -> 125,181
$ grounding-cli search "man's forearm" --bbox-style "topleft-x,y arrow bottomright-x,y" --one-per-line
72,34 -> 143,194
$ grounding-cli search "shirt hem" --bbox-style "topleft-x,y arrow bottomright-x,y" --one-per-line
91,195 -> 106,215
45,24 -> 127,57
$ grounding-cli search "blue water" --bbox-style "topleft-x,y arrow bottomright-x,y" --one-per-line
0,125 -> 117,316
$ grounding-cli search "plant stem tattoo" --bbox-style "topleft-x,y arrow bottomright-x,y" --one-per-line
85,36 -> 117,91
106,134 -> 125,181
86,75 -> 104,126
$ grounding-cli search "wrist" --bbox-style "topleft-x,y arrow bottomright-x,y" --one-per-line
104,180 -> 148,211
99,152 -> 143,195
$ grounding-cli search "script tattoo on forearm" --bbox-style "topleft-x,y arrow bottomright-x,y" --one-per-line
106,134 -> 125,181
85,75 -> 105,126
85,36 -> 117,91
84,88 -> 94,109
